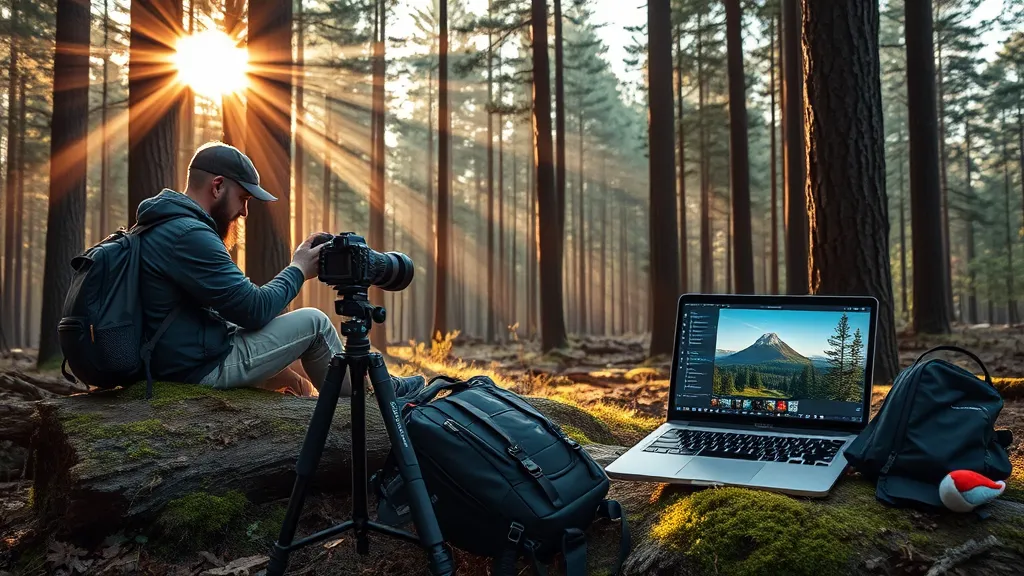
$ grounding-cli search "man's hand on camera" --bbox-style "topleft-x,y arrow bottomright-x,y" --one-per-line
292,233 -> 328,281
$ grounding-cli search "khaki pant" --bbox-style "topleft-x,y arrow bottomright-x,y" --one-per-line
199,307 -> 348,397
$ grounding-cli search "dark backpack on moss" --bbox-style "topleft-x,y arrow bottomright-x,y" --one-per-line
371,375 -> 631,575
844,345 -> 1013,510
57,216 -> 184,399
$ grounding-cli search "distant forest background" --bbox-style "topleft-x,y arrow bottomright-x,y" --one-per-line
0,0 -> 1022,383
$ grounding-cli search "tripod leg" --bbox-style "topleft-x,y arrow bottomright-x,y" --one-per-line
267,354 -> 349,576
349,356 -> 370,555
366,353 -> 454,576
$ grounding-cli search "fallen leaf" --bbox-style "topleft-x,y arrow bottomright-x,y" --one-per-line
199,555 -> 269,576
199,551 -> 226,567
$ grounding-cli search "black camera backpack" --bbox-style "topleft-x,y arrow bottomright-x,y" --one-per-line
371,375 -> 631,575
844,345 -> 1013,510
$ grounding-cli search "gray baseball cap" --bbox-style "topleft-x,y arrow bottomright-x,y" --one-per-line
188,141 -> 277,202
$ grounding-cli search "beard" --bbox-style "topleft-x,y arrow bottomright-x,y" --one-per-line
210,194 -> 239,251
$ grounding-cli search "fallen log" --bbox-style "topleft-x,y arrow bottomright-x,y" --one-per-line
0,370 -> 89,398
0,402 -> 37,444
29,381 -> 616,540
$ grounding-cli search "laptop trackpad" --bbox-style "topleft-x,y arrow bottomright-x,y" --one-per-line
677,458 -> 765,484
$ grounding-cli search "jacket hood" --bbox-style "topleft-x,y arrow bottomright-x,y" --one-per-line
136,189 -> 217,230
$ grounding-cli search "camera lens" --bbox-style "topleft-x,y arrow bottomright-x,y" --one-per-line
372,250 -> 415,291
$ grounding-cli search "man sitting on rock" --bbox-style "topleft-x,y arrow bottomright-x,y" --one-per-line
134,141 -> 423,398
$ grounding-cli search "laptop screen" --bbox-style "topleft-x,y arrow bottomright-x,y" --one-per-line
672,298 -> 874,426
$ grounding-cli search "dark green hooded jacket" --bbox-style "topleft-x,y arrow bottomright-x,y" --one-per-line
136,189 -> 305,383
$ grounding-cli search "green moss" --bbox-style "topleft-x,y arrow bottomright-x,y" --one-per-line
909,532 -> 931,548
126,441 -> 159,460
239,505 -> 288,545
268,419 -> 307,435
60,413 -> 104,436
807,479 -> 912,539
560,425 -> 593,446
650,487 -> 853,576
119,381 -> 279,407
157,490 -> 249,548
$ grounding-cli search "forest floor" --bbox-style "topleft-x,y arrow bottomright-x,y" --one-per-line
3,323 -> 1024,575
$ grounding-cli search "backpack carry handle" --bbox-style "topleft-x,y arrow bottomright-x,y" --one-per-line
914,345 -> 992,386
408,374 -> 477,405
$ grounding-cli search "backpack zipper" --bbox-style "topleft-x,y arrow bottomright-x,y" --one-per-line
880,362 -> 928,476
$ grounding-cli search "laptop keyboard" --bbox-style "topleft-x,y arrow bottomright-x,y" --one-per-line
643,428 -> 846,466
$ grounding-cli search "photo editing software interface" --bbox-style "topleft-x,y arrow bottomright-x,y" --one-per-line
673,302 -> 871,423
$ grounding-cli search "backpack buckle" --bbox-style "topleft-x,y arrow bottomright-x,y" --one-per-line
522,458 -> 543,478
507,521 -> 524,544
508,445 -> 522,456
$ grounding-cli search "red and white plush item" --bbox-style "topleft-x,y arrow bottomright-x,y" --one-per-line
938,470 -> 1006,512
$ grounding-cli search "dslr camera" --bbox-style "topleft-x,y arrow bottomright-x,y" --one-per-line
312,232 -> 414,292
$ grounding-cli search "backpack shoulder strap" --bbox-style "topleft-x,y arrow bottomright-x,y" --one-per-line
140,305 -> 183,399
132,212 -> 190,400
597,499 -> 631,576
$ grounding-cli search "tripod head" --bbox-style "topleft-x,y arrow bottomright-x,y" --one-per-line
333,287 -> 386,356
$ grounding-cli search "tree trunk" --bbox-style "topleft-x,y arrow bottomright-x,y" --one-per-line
3,1 -> 19,348
294,0 -> 306,308
724,0 -> 754,294
903,0 -> 951,334
577,112 -> 587,335
370,0 -> 387,349
320,95 -> 334,315
770,11 -> 779,295
128,0 -> 182,228
783,0 -> 808,295
965,120 -> 976,324
554,0 -> 567,237
512,139 -> 519,332
100,0 -> 111,241
936,30 -> 954,322
245,0 -> 293,286
620,194 -> 627,334
13,77 -> 26,348
802,0 -> 898,385
433,0 -> 451,340
486,1 -> 495,343
24,193 -> 34,347
425,62 -> 435,342
475,154 -> 484,338
647,0 -> 680,357
599,157 -> 608,335
222,0 -> 246,151
499,98 -> 506,338
180,0 -> 196,193
899,129 -> 909,322
38,0 -> 91,367
1018,102 -> 1023,255
676,24 -> 688,294
698,12 -> 712,295
1003,111 -> 1019,325
532,0 -> 568,351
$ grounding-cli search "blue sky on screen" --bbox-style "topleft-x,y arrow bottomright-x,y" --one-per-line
714,308 -> 872,358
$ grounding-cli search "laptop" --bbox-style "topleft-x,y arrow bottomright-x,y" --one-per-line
605,293 -> 878,497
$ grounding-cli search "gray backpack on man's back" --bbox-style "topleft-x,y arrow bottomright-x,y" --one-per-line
57,216 -> 184,399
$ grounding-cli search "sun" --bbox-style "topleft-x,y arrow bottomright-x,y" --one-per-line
174,30 -> 249,100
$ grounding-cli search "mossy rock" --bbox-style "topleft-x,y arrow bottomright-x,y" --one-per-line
596,474 -> 1024,576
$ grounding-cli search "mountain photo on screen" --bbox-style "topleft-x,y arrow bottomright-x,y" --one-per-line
711,308 -> 871,403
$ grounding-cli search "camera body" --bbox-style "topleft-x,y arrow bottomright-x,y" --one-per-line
315,232 -> 414,292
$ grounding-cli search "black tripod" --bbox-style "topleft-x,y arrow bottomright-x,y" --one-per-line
267,289 -> 453,576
